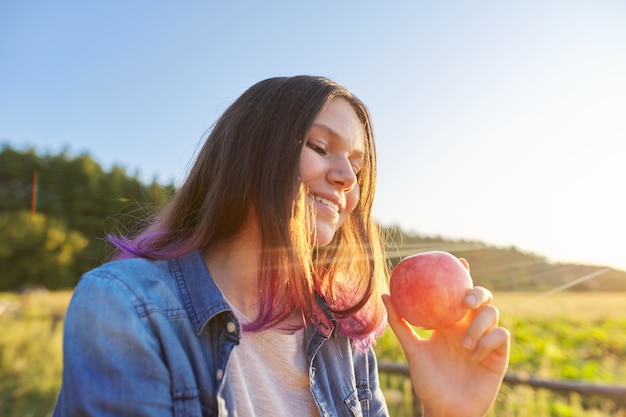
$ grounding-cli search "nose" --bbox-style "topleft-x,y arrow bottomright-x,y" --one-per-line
327,156 -> 358,191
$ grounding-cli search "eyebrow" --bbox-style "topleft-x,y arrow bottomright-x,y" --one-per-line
310,123 -> 365,160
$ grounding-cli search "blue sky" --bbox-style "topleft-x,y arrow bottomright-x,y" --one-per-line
2,1 -> 626,271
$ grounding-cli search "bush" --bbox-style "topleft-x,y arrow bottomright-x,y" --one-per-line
0,212 -> 88,290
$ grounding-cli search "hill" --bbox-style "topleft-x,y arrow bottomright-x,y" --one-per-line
2,143 -> 624,291
382,226 -> 626,291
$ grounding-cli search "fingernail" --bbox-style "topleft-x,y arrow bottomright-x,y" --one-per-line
465,294 -> 477,307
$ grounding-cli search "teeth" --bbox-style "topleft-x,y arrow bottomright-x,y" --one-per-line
314,196 -> 339,212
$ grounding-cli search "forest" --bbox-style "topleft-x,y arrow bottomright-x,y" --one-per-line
2,143 -> 625,292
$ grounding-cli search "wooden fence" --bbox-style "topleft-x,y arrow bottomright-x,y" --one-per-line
378,361 -> 626,416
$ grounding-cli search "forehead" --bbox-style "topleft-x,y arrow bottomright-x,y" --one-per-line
312,98 -> 366,152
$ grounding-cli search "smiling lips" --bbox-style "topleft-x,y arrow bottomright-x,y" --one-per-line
313,195 -> 341,217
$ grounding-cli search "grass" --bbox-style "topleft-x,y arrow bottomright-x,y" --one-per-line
376,291 -> 626,417
1,291 -> 625,416
493,291 -> 626,320
0,290 -> 70,417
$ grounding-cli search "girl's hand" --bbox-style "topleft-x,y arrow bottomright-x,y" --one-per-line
382,262 -> 510,417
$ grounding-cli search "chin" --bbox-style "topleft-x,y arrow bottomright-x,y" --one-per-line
314,223 -> 340,247
315,237 -> 333,247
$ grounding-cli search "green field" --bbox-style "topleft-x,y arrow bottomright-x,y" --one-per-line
376,292 -> 626,417
1,291 -> 625,417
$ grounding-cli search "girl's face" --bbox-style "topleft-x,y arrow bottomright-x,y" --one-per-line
300,98 -> 365,246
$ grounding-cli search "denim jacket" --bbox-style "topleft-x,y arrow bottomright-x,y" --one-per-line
53,251 -> 389,417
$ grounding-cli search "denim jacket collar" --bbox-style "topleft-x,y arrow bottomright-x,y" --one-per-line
312,292 -> 338,338
170,250 -> 338,338
169,250 -> 234,335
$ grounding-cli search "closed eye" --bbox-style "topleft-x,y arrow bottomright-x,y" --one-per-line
306,141 -> 327,156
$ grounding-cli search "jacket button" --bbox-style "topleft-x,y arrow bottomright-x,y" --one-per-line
226,321 -> 237,333
216,369 -> 224,380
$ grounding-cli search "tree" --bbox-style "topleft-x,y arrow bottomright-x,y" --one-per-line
1,144 -> 175,286
0,212 -> 88,290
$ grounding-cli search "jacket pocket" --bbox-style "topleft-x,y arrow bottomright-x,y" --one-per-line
343,382 -> 373,417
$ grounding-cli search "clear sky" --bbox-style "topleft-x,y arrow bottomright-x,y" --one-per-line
2,1 -> 625,271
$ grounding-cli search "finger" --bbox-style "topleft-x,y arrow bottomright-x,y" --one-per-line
458,257 -> 470,273
381,294 -> 423,347
464,286 -> 493,309
461,304 -> 499,351
471,327 -> 511,364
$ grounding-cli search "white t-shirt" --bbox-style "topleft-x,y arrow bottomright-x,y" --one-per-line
225,305 -> 320,416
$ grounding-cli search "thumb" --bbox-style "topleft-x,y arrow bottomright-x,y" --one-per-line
382,294 -> 424,350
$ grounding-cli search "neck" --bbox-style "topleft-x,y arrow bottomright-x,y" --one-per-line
203,214 -> 261,319
203,212 -> 306,330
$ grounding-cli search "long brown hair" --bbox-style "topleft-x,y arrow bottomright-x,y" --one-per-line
111,75 -> 388,347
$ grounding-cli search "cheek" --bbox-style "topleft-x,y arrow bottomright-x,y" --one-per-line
299,152 -> 317,185
344,186 -> 360,216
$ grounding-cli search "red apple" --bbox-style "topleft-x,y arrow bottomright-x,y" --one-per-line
389,251 -> 473,329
